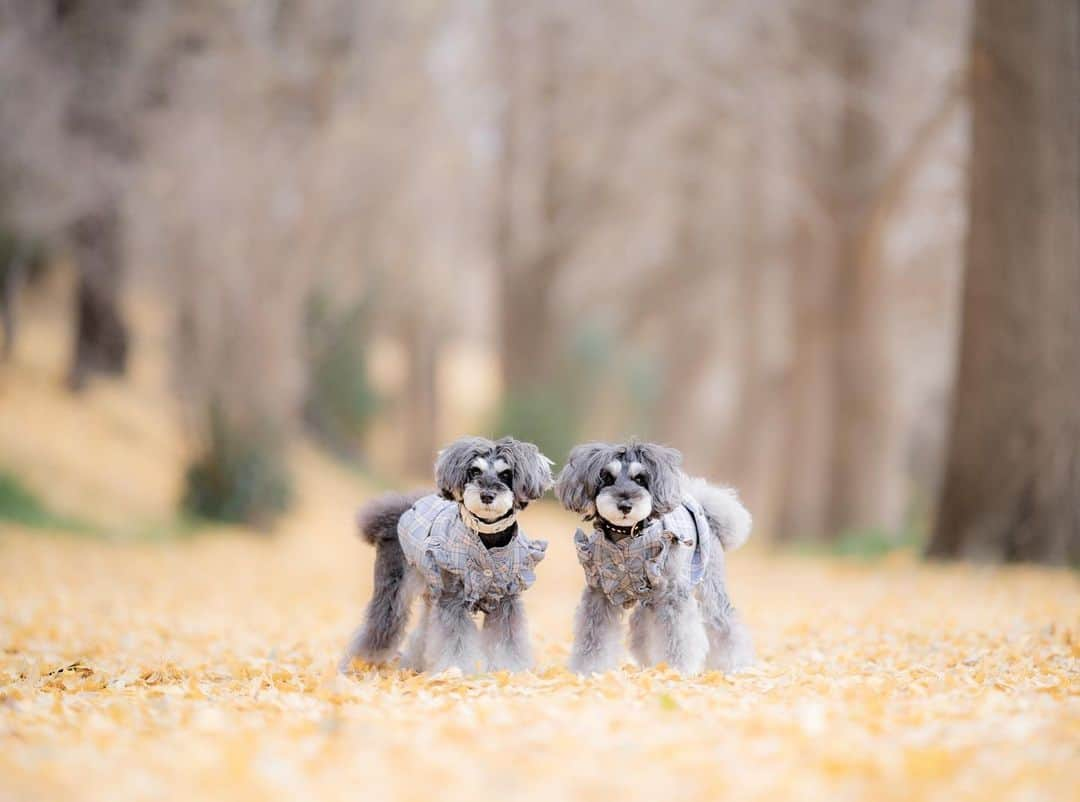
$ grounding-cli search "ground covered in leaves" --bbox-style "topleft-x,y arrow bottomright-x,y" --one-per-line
2,499 -> 1078,802
1,293 -> 1078,801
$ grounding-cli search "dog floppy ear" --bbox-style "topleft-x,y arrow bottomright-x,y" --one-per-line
434,437 -> 490,501
634,442 -> 684,515
555,442 -> 615,515
496,437 -> 554,508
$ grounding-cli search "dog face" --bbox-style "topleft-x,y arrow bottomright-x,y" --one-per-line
435,436 -> 554,519
556,441 -> 683,526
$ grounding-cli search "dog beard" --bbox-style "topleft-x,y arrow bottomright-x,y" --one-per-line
595,488 -> 653,526
461,485 -> 514,520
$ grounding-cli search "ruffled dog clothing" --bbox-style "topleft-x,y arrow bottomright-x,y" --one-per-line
399,495 -> 547,613
574,498 -> 711,607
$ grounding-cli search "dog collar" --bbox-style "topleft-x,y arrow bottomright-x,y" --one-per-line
459,505 -> 518,535
594,515 -> 647,541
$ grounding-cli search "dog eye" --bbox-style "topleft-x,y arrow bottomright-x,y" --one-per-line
634,474 -> 649,487
601,472 -> 615,487
498,470 -> 512,485
467,466 -> 481,479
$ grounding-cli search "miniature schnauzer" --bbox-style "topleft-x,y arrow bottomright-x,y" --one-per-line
556,440 -> 753,676
341,436 -> 553,674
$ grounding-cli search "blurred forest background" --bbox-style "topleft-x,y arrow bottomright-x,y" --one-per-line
0,0 -> 1076,562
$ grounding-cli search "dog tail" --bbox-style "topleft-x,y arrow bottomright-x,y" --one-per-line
682,475 -> 752,552
356,491 -> 426,544
341,492 -> 425,672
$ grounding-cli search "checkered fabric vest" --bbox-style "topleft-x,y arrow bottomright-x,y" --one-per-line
573,498 -> 711,607
398,495 -> 548,613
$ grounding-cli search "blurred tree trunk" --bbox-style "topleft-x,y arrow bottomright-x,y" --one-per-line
776,222 -> 837,541
1,238 -> 29,360
68,202 -> 129,390
725,141 -> 786,531
650,118 -> 716,446
53,0 -> 140,391
401,315 -> 440,478
495,5 -> 562,392
778,1 -> 963,541
825,13 -> 904,538
928,0 -> 1079,564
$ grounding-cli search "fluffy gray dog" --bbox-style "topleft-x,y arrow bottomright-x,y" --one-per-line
555,441 -> 753,676
340,436 -> 553,674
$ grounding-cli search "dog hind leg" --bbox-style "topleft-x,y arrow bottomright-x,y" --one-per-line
698,558 -> 754,673
339,540 -> 418,671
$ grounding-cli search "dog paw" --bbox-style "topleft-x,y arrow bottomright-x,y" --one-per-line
707,647 -> 754,674
568,657 -> 621,676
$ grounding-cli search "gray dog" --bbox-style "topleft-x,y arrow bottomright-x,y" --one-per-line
340,436 -> 553,674
555,441 -> 753,676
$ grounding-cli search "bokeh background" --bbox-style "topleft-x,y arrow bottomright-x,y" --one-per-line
0,0 -> 1076,558
2,4 -> 1079,802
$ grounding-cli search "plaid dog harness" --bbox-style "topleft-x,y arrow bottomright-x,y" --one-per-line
573,499 -> 711,607
398,495 -> 547,613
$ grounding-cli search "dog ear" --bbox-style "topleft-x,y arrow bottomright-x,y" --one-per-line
496,437 -> 554,507
555,442 -> 615,514
634,442 -> 684,515
434,437 -> 490,501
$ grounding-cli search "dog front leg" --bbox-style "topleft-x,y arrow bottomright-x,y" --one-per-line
628,602 -> 659,667
482,596 -> 533,672
425,594 -> 482,674
569,587 -> 625,674
652,592 -> 708,676
400,597 -> 430,671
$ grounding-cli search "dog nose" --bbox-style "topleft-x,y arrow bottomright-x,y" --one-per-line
480,491 -> 495,504
617,501 -> 633,514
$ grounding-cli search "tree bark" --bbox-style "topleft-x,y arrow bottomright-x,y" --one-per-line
776,220 -> 837,541
402,315 -> 440,479
825,11 -> 904,538
1,238 -> 28,360
494,4 -> 562,393
928,0 -> 1080,564
68,202 -> 129,391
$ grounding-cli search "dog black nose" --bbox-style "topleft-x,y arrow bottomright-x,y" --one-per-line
480,491 -> 495,504
617,501 -> 633,514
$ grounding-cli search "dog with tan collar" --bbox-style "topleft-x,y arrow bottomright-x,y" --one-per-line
340,436 -> 553,674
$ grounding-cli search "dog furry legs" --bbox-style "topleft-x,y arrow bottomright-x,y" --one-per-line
425,594 -> 483,673
651,592 -> 708,675
399,598 -> 430,671
699,573 -> 754,673
569,586 -> 625,674
481,595 -> 533,672
628,602 -> 660,667
339,540 -> 416,672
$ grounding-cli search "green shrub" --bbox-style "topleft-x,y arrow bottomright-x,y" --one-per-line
493,385 -> 583,468
491,322 -> 659,459
181,410 -> 292,527
302,294 -> 380,458
0,470 -> 90,531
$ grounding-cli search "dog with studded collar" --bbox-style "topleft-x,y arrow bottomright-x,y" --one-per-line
556,440 -> 754,676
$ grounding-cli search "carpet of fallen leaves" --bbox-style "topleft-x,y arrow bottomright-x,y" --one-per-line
2,504 -> 1078,802
1,293 -> 1079,802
